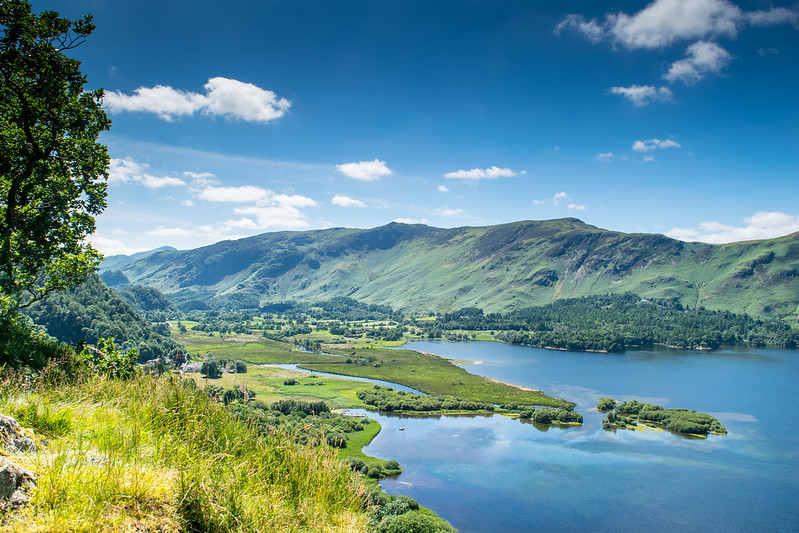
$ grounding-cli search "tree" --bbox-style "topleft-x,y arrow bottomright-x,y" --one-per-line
1,1 -> 110,309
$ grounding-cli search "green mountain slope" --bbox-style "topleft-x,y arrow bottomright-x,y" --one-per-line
105,218 -> 799,319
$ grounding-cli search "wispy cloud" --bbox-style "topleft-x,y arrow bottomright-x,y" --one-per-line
105,77 -> 290,123
664,41 -> 732,85
568,203 -> 587,211
667,211 -> 799,243
437,207 -> 464,216
331,195 -> 367,207
609,85 -> 673,106
632,138 -> 682,152
109,157 -> 186,188
438,185 -> 449,193
336,159 -> 392,181
444,166 -> 523,181
594,152 -> 614,161
556,0 -> 796,50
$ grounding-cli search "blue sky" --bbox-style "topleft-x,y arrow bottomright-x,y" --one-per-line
40,0 -> 799,255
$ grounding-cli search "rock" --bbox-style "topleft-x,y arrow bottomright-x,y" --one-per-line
0,414 -> 36,454
0,457 -> 36,512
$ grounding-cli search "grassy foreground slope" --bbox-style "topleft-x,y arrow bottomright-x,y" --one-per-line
109,219 -> 799,319
0,373 -> 369,532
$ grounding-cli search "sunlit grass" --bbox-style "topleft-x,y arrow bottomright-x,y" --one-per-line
0,374 -> 370,532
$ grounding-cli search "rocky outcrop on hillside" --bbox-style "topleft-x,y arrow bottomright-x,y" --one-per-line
0,415 -> 37,513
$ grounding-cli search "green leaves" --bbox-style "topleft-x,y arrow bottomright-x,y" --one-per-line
1,0 -> 109,307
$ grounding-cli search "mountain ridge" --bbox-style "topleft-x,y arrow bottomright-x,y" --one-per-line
103,218 -> 799,319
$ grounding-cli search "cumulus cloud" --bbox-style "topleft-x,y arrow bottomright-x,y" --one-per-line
632,138 -> 682,151
568,203 -> 587,211
664,41 -> 732,84
194,185 -> 318,229
610,85 -> 673,106
105,77 -> 290,123
336,159 -> 392,181
331,194 -> 367,207
108,157 -> 186,188
666,211 -> 799,243
553,192 -> 568,205
231,205 -> 310,229
394,218 -> 429,224
444,166 -> 522,180
438,185 -> 449,193
557,0 -> 797,49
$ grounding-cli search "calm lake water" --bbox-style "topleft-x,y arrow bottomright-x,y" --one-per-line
359,341 -> 799,533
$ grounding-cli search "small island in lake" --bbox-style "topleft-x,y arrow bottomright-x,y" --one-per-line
358,386 -> 583,426
597,398 -> 727,436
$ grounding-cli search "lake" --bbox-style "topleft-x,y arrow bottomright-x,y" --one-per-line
359,341 -> 799,532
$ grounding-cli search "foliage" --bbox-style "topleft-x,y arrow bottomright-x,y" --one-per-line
0,0 -> 110,308
602,397 -> 727,436
433,293 -> 799,352
596,397 -> 617,411
201,356 -> 223,379
78,336 -> 138,380
24,272 -> 182,361
357,386 -> 497,413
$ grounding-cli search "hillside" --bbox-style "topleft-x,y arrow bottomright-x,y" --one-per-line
104,218 -> 799,319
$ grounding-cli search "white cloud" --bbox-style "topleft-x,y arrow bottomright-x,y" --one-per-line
90,236 -> 147,256
140,175 -> 186,189
223,217 -> 260,230
642,155 -> 655,162
553,192 -> 568,205
108,157 -> 186,188
105,77 -> 290,123
568,203 -> 587,210
105,85 -> 205,121
558,0 -> 797,50
197,185 -> 272,203
664,41 -> 732,85
331,195 -> 367,208
146,226 -> 191,237
610,85 -> 673,106
444,166 -> 521,180
632,138 -> 682,151
595,152 -> 614,161
232,205 -> 310,229
109,157 -> 144,184
438,185 -> 449,193
183,171 -> 217,187
336,159 -> 392,181
666,211 -> 799,243
394,218 -> 429,224
437,207 -> 464,216
746,7 -> 798,27
272,193 -> 318,208
181,199 -> 194,207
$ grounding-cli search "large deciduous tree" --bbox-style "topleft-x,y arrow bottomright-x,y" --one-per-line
0,0 -> 109,310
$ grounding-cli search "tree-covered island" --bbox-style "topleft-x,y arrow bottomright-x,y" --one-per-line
598,398 -> 727,436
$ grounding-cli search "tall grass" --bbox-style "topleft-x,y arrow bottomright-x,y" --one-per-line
0,372 -> 370,532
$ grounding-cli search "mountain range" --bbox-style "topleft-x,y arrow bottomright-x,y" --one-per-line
101,218 -> 799,319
